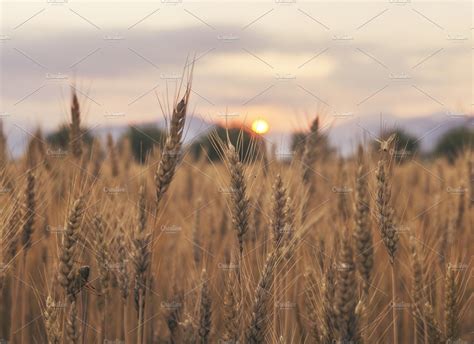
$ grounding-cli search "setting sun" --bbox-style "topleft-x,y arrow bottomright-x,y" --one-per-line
251,119 -> 269,134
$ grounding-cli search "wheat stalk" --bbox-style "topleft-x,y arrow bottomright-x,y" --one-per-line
301,116 -> 319,185
334,230 -> 361,343
337,159 -> 350,222
320,260 -> 336,343
92,214 -> 110,298
454,183 -> 465,231
116,223 -> 129,301
107,133 -> 119,177
375,159 -> 398,264
246,233 -> 303,344
304,270 -> 321,343
70,91 -> 82,159
20,169 -> 36,344
165,284 -> 183,344
21,169 -> 36,253
423,302 -> 443,343
444,266 -> 459,342
66,301 -> 79,344
43,296 -> 61,344
353,159 -> 373,297
192,198 -> 202,267
252,191 -> 264,244
468,156 -> 473,209
114,221 -> 130,342
155,84 -> 191,207
3,197 -> 20,270
198,269 -> 212,343
409,234 -> 425,344
222,264 -> 239,343
300,116 -> 319,223
181,317 -> 197,343
132,186 -> 151,344
245,250 -> 279,344
92,213 -> 110,343
271,174 -> 287,248
375,138 -> 399,344
0,120 -> 7,166
58,197 -> 85,302
226,143 -> 250,257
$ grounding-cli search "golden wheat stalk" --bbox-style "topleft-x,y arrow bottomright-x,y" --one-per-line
70,91 -> 82,159
43,296 -> 61,344
226,143 -> 250,257
58,197 -> 85,302
444,266 -> 459,342
92,213 -> 110,343
198,269 -> 212,343
132,186 -> 151,344
353,157 -> 373,297
334,230 -> 361,343
155,84 -> 191,208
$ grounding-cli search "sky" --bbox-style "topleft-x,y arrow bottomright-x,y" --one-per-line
0,0 -> 472,151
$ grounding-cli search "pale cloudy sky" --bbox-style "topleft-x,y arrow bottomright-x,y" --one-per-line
0,0 -> 472,146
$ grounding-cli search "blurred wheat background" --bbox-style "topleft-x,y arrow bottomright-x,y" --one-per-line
0,73 -> 472,343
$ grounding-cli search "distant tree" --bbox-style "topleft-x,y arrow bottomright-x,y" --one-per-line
126,125 -> 165,164
372,128 -> 419,162
434,127 -> 474,163
190,125 -> 265,162
46,124 -> 93,149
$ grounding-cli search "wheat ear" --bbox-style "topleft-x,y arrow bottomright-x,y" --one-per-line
192,198 -> 202,267
66,301 -> 79,344
423,302 -> 443,343
107,133 -> 119,177
304,270 -> 321,343
165,284 -> 183,344
116,223 -> 129,301
245,250 -> 279,344
155,84 -> 191,207
375,159 -> 398,263
222,264 -> 239,343
70,91 -> 82,159
226,143 -> 250,257
92,213 -> 110,343
444,266 -> 459,342
301,116 -> 319,185
334,229 -> 361,343
198,269 -> 212,343
58,197 -> 85,302
43,296 -> 61,344
21,169 -> 36,253
353,161 -> 373,297
271,174 -> 287,247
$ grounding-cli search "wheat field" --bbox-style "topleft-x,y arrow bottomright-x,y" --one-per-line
0,81 -> 472,344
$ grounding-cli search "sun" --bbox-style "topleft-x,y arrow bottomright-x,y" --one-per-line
251,119 -> 269,134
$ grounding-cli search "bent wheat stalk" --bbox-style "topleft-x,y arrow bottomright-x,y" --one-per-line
375,138 -> 399,344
